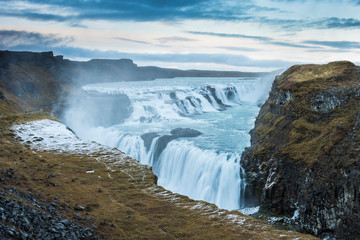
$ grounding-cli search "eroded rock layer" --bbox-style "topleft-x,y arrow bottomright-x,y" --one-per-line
241,61 -> 360,238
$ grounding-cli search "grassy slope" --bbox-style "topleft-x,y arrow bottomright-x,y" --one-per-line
0,113 -> 318,240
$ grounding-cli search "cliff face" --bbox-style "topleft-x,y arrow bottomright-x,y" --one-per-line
0,51 -> 68,114
241,61 -> 360,238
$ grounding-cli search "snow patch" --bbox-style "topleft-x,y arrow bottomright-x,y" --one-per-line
11,119 -> 119,155
239,206 -> 260,215
292,208 -> 300,220
265,168 -> 278,190
226,214 -> 246,225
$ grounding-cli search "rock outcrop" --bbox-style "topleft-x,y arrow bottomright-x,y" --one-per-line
0,183 -> 96,239
141,128 -> 202,168
0,91 -> 6,102
241,61 -> 360,239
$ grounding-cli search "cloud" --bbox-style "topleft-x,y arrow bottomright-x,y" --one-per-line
217,46 -> 260,52
303,40 -> 360,49
307,49 -> 351,53
0,0 -> 277,27
49,46 -> 297,69
156,36 -> 196,44
311,17 -> 360,29
0,10 -> 69,22
256,16 -> 360,31
114,37 -> 151,45
270,41 -> 318,49
187,31 -> 272,41
0,30 -> 73,48
0,0 -> 250,22
187,31 -> 319,49
1,0 -> 359,31
69,22 -> 88,28
1,40 -> 295,69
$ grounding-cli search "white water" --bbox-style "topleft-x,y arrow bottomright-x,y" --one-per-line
62,76 -> 274,210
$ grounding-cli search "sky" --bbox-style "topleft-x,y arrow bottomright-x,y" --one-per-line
0,0 -> 360,71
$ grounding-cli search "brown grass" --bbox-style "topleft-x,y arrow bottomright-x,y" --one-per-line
0,113 -> 318,240
279,61 -> 356,84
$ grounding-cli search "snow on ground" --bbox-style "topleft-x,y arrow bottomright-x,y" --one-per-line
11,119 -> 153,182
239,206 -> 260,215
11,119 -> 118,155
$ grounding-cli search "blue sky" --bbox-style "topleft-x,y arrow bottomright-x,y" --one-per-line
0,0 -> 359,71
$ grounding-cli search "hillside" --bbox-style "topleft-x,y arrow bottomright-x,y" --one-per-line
0,114 -> 320,239
241,61 -> 360,239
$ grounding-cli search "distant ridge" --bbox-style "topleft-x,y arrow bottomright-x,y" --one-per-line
0,50 -> 269,114
0,50 -> 268,84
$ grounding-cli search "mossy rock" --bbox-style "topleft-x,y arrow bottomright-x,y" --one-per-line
242,61 -> 360,239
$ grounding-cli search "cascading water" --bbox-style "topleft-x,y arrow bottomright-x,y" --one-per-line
62,76 -> 273,210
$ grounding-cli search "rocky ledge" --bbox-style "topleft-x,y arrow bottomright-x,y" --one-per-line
241,61 -> 360,239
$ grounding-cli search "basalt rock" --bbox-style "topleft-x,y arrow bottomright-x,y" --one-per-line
241,61 -> 360,239
0,185 -> 97,240
147,128 -> 202,168
200,85 -> 229,111
0,91 -> 7,102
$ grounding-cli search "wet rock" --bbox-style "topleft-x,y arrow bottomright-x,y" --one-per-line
47,173 -> 55,178
170,128 -> 202,138
0,91 -> 7,102
60,219 -> 70,226
200,85 -> 229,110
169,91 -> 177,100
152,128 -> 202,167
241,61 -> 360,239
310,88 -> 353,113
74,205 -> 85,211
0,186 -> 97,239
141,132 -> 159,151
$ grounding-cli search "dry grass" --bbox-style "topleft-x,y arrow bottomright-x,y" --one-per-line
278,61 -> 356,86
0,113 -> 318,239
283,115 -> 351,164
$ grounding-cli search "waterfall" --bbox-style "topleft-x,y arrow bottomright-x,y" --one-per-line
62,76 -> 272,210
156,140 -> 244,210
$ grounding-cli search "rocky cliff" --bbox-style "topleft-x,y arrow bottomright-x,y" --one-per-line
0,51 -> 81,115
241,61 -> 360,238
